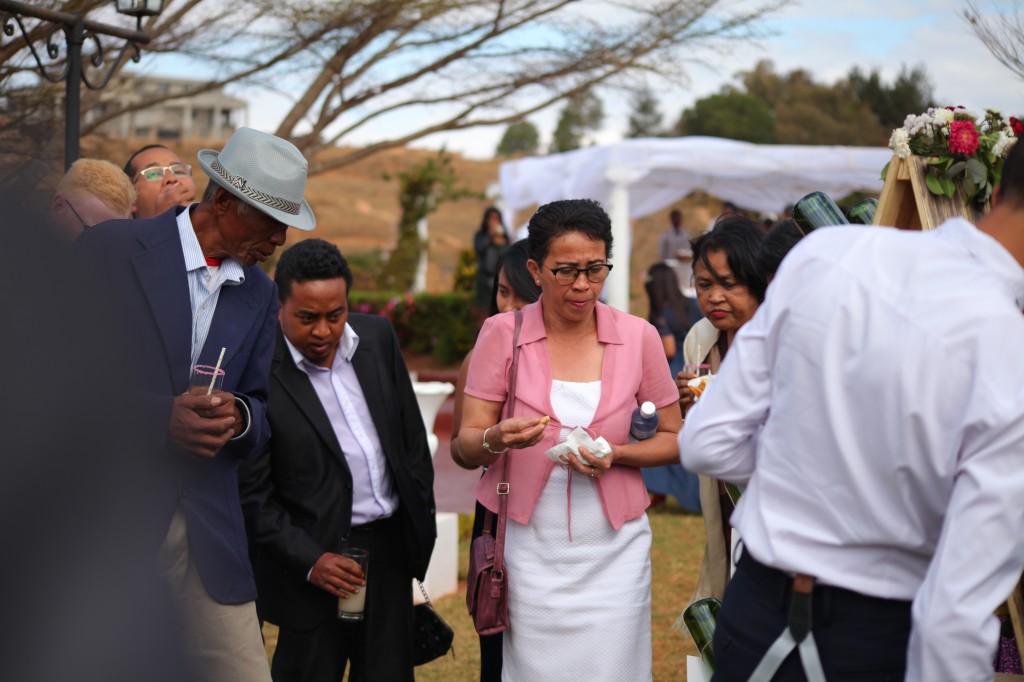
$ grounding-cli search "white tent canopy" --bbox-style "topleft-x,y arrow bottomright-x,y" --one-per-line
498,136 -> 893,310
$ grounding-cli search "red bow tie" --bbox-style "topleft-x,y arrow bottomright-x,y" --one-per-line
205,257 -> 222,267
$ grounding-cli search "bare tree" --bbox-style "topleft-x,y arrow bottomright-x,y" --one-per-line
965,1 -> 1024,82
2,0 -> 791,180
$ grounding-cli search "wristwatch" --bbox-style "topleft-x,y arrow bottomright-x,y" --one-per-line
482,426 -> 509,455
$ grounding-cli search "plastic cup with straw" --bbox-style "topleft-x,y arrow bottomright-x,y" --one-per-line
206,347 -> 226,395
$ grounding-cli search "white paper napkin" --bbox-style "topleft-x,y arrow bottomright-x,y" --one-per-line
545,426 -> 613,464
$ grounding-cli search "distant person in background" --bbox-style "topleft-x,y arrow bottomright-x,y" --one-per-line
124,144 -> 197,218
706,200 -> 740,233
658,209 -> 702,320
658,209 -> 693,264
473,206 -> 509,311
641,262 -> 700,512
450,239 -> 540,682
51,158 -> 135,240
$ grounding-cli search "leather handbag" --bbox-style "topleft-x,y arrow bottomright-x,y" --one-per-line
413,579 -> 454,666
466,309 -> 522,635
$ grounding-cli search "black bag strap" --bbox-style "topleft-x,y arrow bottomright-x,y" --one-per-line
491,309 -> 522,578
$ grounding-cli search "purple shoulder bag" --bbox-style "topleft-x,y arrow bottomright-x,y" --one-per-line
465,309 -> 522,635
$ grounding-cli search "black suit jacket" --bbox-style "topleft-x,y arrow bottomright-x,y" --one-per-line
239,314 -> 436,630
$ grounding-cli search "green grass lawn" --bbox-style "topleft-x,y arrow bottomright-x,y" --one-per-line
262,503 -> 705,681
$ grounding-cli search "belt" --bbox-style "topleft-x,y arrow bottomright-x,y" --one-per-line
739,552 -> 911,622
350,515 -> 397,534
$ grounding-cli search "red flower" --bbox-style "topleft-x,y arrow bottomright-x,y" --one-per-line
1011,117 -> 1024,136
948,120 -> 980,155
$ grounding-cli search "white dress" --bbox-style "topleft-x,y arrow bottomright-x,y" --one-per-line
502,380 -> 653,681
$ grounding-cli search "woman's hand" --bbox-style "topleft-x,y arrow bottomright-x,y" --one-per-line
676,369 -> 697,413
561,444 -> 613,479
487,416 -> 548,452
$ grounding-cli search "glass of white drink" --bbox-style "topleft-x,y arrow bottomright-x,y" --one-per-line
337,547 -> 369,622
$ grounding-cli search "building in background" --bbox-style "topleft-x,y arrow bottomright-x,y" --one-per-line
85,74 -> 248,141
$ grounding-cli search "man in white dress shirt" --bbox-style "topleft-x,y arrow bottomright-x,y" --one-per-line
681,139 -> 1024,681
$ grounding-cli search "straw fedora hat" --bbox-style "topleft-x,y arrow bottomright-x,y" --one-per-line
197,127 -> 316,231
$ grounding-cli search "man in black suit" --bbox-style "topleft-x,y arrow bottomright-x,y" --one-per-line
240,239 -> 437,681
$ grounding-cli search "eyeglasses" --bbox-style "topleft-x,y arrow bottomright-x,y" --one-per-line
63,197 -> 91,230
543,263 -> 613,285
135,162 -> 192,182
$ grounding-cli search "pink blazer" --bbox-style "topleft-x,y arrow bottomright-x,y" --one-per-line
465,297 -> 678,530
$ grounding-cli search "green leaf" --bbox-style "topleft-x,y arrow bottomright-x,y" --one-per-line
925,173 -> 944,196
928,157 -> 952,172
940,176 -> 956,198
963,175 -> 978,199
944,161 -> 967,179
880,160 -> 890,181
966,157 -> 987,185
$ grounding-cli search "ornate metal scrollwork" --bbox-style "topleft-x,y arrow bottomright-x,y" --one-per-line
1,11 -> 69,83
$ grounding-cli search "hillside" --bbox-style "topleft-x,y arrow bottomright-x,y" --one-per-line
77,137 -> 720,316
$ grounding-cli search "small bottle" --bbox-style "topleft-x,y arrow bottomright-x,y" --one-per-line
683,597 -> 721,671
847,197 -> 878,225
793,191 -> 849,235
629,401 -> 658,442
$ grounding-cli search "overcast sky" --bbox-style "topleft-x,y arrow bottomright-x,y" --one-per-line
148,0 -> 1023,159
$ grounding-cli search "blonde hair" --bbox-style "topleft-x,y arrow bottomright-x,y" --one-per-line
56,158 -> 136,216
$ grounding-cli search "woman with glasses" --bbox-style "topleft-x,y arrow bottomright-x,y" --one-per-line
458,199 -> 681,681
122,144 -> 196,218
676,215 -> 768,615
450,239 -> 540,682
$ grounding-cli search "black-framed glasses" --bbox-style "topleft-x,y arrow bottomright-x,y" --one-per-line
135,162 -> 192,182
544,263 -> 613,285
63,197 -> 91,231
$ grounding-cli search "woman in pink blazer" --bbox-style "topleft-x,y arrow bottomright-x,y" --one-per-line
458,199 -> 682,681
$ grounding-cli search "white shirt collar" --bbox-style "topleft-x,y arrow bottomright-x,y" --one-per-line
284,321 -> 361,371
175,205 -> 246,284
937,217 -> 1024,309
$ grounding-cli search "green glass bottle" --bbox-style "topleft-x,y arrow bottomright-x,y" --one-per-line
792,191 -> 849,235
683,597 -> 721,671
724,482 -> 743,505
847,198 -> 878,225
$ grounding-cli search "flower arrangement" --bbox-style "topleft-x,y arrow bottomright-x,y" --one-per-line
885,106 -> 1019,206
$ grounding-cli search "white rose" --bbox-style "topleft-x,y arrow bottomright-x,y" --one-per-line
993,132 -> 1016,158
889,128 -> 911,159
934,108 -> 954,124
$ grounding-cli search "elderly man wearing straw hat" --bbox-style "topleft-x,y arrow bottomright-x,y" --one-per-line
73,127 -> 316,681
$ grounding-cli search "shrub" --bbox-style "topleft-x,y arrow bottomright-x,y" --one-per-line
350,290 -> 478,366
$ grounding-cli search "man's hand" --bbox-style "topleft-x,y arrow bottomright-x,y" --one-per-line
168,390 -> 237,458
154,183 -> 195,215
309,552 -> 366,599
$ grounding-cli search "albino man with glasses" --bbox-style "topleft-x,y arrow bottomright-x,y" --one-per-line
123,144 -> 197,219
52,158 -> 135,241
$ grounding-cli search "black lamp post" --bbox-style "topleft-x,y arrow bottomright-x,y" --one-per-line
0,0 -> 165,170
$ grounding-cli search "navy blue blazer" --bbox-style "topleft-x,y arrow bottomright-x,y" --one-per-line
74,206 -> 277,604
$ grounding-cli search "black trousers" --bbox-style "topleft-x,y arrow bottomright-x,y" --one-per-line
270,515 -> 415,682
712,552 -> 912,682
